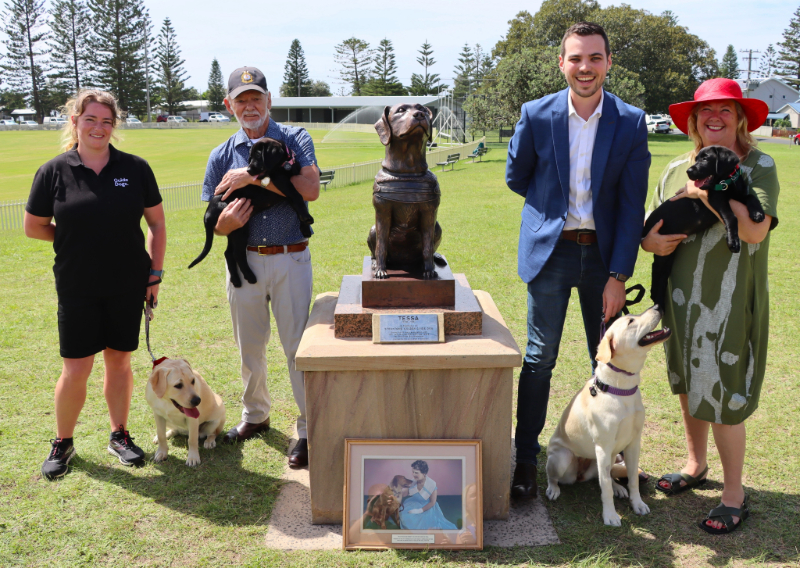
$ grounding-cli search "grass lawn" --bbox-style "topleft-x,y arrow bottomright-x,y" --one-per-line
0,137 -> 798,567
0,127 -> 386,201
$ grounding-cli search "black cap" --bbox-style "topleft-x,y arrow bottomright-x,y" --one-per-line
227,67 -> 268,99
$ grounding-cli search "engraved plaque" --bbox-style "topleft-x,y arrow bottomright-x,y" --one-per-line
372,313 -> 444,343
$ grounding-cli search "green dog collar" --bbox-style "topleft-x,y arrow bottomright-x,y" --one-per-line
714,165 -> 741,192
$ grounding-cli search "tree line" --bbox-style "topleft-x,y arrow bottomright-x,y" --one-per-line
6,0 -> 800,125
0,0 -> 227,121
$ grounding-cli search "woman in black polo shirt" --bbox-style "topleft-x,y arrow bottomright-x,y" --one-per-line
24,89 -> 166,480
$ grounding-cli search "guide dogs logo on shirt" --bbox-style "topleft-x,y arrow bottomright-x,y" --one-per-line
241,71 -> 254,84
114,178 -> 129,187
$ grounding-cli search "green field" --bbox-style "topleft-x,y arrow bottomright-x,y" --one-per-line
0,138 -> 798,567
0,127 -> 386,201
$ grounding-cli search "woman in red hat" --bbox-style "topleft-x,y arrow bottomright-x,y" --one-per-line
642,78 -> 779,534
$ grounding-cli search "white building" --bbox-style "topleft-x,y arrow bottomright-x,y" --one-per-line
737,77 -> 800,113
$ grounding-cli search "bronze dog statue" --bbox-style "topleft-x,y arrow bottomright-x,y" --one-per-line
367,103 -> 445,279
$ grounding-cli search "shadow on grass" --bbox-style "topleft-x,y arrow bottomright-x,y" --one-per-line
78,427 -> 291,527
385,476 -> 799,567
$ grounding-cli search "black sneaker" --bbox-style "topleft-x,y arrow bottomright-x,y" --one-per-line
42,438 -> 76,480
107,425 -> 145,466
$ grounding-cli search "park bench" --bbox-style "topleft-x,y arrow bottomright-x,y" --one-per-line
466,146 -> 489,162
436,153 -> 460,171
319,170 -> 335,191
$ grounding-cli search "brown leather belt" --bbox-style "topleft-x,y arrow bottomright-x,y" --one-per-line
561,230 -> 597,244
246,243 -> 308,255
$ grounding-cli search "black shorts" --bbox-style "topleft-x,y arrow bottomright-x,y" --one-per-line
57,292 -> 144,358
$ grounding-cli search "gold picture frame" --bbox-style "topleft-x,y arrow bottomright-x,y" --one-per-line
343,439 -> 483,550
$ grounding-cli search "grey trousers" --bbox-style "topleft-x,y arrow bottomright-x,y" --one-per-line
225,247 -> 312,438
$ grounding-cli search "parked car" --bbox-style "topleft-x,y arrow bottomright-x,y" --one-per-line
0,119 -> 15,126
647,119 -> 671,134
156,115 -> 167,123
20,120 -> 39,127
166,115 -> 187,123
793,132 -> 800,145
200,111 -> 230,122
126,117 -> 142,124
43,117 -> 67,128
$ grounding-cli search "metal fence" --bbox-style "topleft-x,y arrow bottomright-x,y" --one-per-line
0,138 -> 485,231
0,200 -> 26,231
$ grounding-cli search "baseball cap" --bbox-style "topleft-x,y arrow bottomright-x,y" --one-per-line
227,67 -> 268,99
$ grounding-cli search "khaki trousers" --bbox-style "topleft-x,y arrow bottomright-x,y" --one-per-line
226,247 -> 312,438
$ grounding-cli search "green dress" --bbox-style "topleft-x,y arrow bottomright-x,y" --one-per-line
648,148 -> 780,424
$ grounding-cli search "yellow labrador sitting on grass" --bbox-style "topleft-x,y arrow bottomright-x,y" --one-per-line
146,359 -> 226,466
545,306 -> 671,526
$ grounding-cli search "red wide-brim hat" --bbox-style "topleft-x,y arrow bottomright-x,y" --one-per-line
669,78 -> 769,134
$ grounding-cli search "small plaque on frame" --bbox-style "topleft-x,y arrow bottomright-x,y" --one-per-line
372,313 -> 444,343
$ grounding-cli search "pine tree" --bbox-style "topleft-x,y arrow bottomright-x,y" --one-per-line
281,39 -> 311,97
363,38 -> 405,95
719,45 -> 740,79
453,44 -> 474,98
408,40 -> 447,96
333,37 -> 372,96
87,0 -> 150,114
154,17 -> 189,115
1,0 -> 49,121
759,44 -> 778,78
778,7 -> 800,87
49,0 -> 91,94
206,58 -> 225,111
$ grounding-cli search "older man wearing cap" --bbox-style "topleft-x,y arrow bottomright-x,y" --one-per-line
201,66 -> 320,468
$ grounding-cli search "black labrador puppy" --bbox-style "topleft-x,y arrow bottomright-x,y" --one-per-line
642,145 -> 765,308
188,137 -> 313,287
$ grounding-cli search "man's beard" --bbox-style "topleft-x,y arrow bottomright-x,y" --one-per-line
238,108 -> 269,130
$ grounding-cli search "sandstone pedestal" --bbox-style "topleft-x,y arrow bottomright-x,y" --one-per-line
296,290 -> 521,524
334,256 -> 482,339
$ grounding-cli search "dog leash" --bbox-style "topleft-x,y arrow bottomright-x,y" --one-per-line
591,283 -> 647,397
144,279 -> 168,368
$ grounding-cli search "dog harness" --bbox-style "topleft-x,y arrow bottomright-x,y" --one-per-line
373,168 -> 441,203
714,164 -> 741,192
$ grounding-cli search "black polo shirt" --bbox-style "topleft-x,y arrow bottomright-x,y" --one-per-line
26,144 -> 162,297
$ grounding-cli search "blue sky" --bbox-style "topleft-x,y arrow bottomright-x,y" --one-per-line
97,0 -> 800,93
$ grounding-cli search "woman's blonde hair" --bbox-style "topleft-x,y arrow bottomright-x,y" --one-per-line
686,100 -> 756,158
60,89 -> 121,152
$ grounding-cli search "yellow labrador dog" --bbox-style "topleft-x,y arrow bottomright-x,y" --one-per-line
145,358 -> 226,466
545,306 -> 671,526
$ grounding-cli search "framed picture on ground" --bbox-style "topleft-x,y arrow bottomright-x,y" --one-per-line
343,439 -> 483,550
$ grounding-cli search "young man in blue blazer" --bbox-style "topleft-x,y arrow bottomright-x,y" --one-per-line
505,22 -> 650,499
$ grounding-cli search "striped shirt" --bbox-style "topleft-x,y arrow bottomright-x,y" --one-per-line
202,119 -> 317,246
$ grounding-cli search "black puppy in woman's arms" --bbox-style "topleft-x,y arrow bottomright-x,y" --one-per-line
189,137 -> 314,287
643,145 -> 765,308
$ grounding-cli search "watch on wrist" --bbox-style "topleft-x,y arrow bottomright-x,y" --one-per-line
609,272 -> 629,283
149,268 -> 164,278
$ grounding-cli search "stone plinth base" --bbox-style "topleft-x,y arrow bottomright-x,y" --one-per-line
296,290 -> 521,524
335,272 -> 482,338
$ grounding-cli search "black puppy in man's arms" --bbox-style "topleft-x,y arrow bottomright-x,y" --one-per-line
643,145 -> 765,308
189,137 -> 314,287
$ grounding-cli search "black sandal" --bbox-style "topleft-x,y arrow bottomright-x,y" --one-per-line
655,465 -> 708,496
698,494 -> 749,535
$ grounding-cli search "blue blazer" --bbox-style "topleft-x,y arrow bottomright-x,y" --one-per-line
506,88 -> 650,283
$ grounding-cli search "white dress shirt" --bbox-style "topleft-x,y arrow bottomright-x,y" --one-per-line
564,89 -> 604,231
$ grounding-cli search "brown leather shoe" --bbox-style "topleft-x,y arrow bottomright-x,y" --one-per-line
222,418 -> 270,444
288,438 -> 308,468
511,462 -> 538,500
